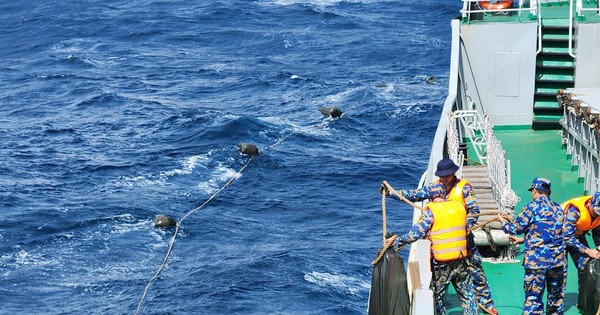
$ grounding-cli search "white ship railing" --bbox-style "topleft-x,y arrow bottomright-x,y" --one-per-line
446,110 -> 519,212
482,115 -> 520,212
570,0 -> 600,58
460,0 -> 537,19
449,110 -> 487,165
576,0 -> 600,16
559,90 -> 600,194
569,0 -> 576,58
407,18 -> 462,315
461,0 -> 598,58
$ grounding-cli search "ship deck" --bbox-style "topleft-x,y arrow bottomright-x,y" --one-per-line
446,129 -> 585,314
467,1 -> 600,24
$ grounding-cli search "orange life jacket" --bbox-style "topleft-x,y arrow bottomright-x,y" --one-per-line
561,196 -> 600,235
427,200 -> 468,262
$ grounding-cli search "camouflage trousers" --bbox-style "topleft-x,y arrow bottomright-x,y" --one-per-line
467,232 -> 495,310
431,258 -> 477,315
523,267 -> 565,315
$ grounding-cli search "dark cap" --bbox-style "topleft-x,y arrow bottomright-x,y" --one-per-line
435,158 -> 460,177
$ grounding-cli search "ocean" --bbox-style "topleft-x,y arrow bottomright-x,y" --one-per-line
0,0 -> 458,314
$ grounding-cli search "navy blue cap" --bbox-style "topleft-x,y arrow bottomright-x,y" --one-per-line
527,177 -> 551,192
434,158 -> 460,177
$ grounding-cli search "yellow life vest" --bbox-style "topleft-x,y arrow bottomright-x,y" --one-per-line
561,196 -> 600,235
434,178 -> 470,206
427,200 -> 468,262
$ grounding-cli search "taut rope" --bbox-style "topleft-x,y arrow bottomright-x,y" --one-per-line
136,87 -> 372,314
381,180 -> 423,211
135,156 -> 256,314
380,181 -> 513,235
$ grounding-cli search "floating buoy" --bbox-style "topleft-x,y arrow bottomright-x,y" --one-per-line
237,143 -> 259,156
319,106 -> 342,118
426,76 -> 437,84
153,214 -> 176,228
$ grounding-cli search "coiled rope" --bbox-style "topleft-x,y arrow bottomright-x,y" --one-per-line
135,87 -> 371,314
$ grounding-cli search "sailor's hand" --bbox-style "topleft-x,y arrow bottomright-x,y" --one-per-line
384,235 -> 397,247
509,235 -> 524,244
379,183 -> 389,196
585,248 -> 600,259
497,213 -> 507,223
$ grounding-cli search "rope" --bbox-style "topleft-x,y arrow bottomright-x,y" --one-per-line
135,156 -> 256,314
467,210 -> 510,218
381,180 -> 424,211
467,214 -> 512,233
381,190 -> 387,245
263,87 -> 370,153
371,187 -> 402,266
371,188 -> 399,266
135,87 -> 371,314
371,235 -> 398,266
381,181 -> 513,233
464,157 -> 484,166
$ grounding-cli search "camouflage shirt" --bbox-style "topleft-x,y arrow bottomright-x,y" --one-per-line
563,205 -> 589,253
397,208 -> 434,248
394,178 -> 479,228
501,195 -> 566,269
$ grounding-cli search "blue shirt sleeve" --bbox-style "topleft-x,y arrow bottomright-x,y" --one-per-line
462,183 -> 480,228
563,205 -> 587,253
502,203 -> 533,235
397,209 -> 434,247
395,182 -> 439,202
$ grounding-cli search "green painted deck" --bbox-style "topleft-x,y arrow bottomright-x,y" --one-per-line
445,129 -> 587,314
486,129 -> 584,315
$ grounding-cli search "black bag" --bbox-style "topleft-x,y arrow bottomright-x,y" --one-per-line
368,247 -> 410,315
578,258 -> 600,315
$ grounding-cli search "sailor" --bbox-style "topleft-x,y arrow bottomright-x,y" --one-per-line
498,177 -> 566,315
381,158 -> 498,315
561,192 -> 600,283
394,196 -> 477,315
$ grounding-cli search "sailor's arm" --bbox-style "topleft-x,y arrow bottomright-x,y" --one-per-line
462,183 -> 480,228
397,209 -> 434,248
564,206 -> 600,258
500,204 -> 533,235
392,182 -> 437,203
563,206 -> 587,252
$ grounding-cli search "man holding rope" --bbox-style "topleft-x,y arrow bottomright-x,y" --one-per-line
560,192 -> 600,286
381,158 -> 497,315
395,195 -> 477,314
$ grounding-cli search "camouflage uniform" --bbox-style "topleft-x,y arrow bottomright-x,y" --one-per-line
397,208 -> 478,315
563,193 -> 600,286
563,207 -> 600,271
501,194 -> 566,315
395,179 -> 496,310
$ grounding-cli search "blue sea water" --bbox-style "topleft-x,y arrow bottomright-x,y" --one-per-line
0,0 -> 459,314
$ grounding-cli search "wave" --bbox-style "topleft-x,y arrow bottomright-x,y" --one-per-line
304,271 -> 371,296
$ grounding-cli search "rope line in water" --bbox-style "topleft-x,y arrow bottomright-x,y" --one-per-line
135,87 -> 371,314
135,155 -> 256,314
